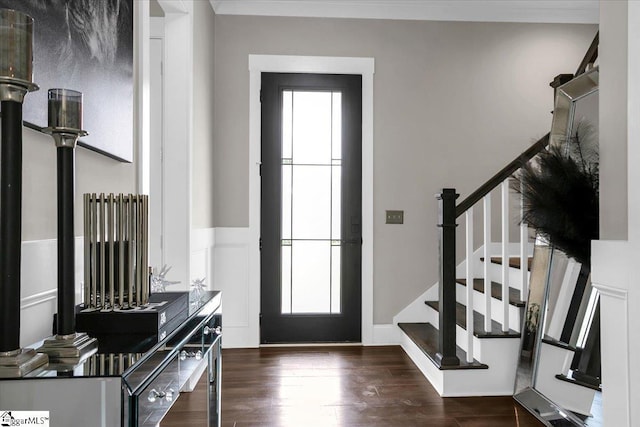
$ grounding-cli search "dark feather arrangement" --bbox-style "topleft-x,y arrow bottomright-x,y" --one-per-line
512,123 -> 599,265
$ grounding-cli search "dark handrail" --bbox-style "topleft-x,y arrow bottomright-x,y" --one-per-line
454,31 -> 598,219
455,133 -> 549,217
575,31 -> 599,77
436,30 -> 599,369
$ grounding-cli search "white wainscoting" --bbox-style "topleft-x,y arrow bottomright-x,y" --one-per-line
19,231 -> 217,349
20,229 -> 389,351
191,228 -> 216,288
592,240 -> 632,427
211,227 -> 256,348
211,227 -> 398,348
20,238 -> 85,347
20,239 -> 57,347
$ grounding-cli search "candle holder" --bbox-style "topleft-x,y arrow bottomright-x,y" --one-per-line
0,8 -> 48,377
80,193 -> 150,310
37,89 -> 97,367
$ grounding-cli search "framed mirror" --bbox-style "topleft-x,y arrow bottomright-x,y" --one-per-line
514,67 -> 600,426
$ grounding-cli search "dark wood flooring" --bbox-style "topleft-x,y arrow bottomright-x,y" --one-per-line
163,345 -> 543,426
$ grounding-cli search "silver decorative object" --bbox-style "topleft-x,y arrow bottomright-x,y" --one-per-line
0,8 -> 38,100
84,353 -> 142,376
83,193 -> 149,310
0,8 -> 47,377
190,277 -> 206,302
150,265 -> 180,293
38,88 -> 97,367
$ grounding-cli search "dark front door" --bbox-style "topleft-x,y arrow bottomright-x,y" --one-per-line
260,73 -> 362,343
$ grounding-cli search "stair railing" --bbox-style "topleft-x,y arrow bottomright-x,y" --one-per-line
436,135 -> 547,365
435,32 -> 599,367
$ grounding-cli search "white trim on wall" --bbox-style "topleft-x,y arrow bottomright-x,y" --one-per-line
211,0 -> 599,24
372,324 -> 400,345
248,54 -> 375,347
155,0 -> 195,289
135,0 -> 150,196
592,240 -> 632,427
592,280 -> 631,426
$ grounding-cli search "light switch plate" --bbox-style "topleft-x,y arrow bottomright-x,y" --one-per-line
386,210 -> 404,224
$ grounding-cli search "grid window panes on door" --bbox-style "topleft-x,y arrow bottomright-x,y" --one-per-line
281,90 -> 342,314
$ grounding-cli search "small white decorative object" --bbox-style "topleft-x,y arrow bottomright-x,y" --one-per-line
150,265 -> 180,293
190,277 -> 206,302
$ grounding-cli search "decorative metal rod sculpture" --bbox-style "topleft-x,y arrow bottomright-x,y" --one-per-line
83,194 -> 149,310
38,89 -> 97,365
0,8 -> 48,377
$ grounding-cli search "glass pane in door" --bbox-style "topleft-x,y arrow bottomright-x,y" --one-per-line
281,90 -> 342,314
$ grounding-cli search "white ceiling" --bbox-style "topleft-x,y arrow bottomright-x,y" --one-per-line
209,0 -> 599,24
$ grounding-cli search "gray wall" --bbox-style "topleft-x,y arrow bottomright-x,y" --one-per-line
192,1 -> 216,229
599,1 -> 628,240
13,125 -> 136,242
212,15 -> 597,323
149,0 -> 164,17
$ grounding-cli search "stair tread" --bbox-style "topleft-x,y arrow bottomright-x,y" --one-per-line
424,300 -> 521,338
456,278 -> 525,307
398,322 -> 488,370
555,371 -> 602,392
542,335 -> 577,352
482,256 -> 532,271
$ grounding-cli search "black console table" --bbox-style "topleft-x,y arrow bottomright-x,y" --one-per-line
0,291 -> 221,427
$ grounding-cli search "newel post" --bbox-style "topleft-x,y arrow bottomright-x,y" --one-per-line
435,188 -> 460,367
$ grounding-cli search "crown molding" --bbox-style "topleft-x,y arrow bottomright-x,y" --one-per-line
209,0 -> 598,24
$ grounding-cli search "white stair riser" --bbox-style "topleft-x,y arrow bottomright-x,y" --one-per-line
454,284 -> 522,332
396,244 -> 534,397
536,342 -> 596,416
426,306 -> 515,359
485,261 -> 530,291
399,327 -> 520,397
427,315 -> 469,354
400,331 -> 444,396
441,338 -> 520,396
423,303 -> 440,327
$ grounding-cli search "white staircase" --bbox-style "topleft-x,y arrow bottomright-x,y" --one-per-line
396,246 -> 532,396
393,156 -> 540,397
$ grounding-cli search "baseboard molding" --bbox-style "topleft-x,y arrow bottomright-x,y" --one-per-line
220,326 -> 258,349
368,324 -> 400,345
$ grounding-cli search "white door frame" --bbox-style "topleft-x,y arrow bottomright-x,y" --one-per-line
151,1 -> 194,288
148,18 -> 165,270
248,55 -> 375,345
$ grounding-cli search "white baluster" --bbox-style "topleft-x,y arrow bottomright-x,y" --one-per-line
501,180 -> 509,333
520,186 -> 529,305
483,194 -> 492,333
465,209 -> 474,363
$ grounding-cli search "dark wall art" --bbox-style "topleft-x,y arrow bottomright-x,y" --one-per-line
0,0 -> 134,162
